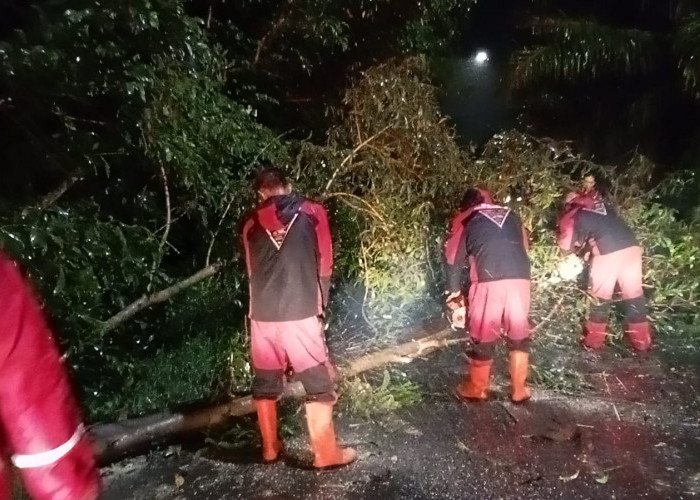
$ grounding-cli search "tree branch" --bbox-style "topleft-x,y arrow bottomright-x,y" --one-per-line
323,125 -> 391,192
254,15 -> 290,65
148,163 -> 172,291
323,192 -> 386,222
206,1 -> 215,29
206,195 -> 236,267
38,176 -> 81,209
253,1 -> 300,65
101,261 -> 227,333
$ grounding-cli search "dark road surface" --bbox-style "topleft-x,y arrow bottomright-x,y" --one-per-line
102,343 -> 700,500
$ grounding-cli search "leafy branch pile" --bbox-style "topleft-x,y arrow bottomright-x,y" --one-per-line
291,57 -> 471,332
341,370 -> 422,419
291,59 -> 700,348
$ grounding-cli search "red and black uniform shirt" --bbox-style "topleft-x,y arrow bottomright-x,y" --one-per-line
444,204 -> 530,293
242,195 -> 332,322
558,198 -> 637,255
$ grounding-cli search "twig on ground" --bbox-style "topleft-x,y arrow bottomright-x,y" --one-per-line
602,372 -> 611,395
498,402 -> 519,424
612,403 -> 621,421
615,376 -> 628,392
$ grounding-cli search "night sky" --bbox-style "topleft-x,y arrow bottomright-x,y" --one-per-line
439,0 -> 698,169
2,0 -> 697,168
438,0 -> 521,145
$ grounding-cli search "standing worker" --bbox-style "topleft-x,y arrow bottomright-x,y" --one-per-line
443,188 -> 532,403
557,192 -> 651,351
0,251 -> 100,500
241,167 -> 356,469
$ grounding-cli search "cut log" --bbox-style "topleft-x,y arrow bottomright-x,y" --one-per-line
91,324 -> 458,463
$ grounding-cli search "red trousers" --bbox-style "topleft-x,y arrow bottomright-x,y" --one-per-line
585,246 -> 651,351
468,279 -> 531,352
250,316 -> 336,402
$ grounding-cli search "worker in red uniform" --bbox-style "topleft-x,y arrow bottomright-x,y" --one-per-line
444,188 -> 532,403
0,251 -> 100,500
241,167 -> 356,469
557,192 -> 651,351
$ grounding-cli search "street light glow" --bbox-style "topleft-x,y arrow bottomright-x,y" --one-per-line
474,50 -> 489,64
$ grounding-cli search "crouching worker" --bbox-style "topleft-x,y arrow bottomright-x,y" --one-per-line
557,192 -> 651,352
0,251 -> 100,500
241,167 -> 356,469
443,188 -> 532,403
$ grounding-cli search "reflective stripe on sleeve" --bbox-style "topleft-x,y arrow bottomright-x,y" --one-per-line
11,424 -> 84,469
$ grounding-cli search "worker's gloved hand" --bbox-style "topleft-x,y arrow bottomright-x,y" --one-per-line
444,291 -> 466,329
556,254 -> 584,281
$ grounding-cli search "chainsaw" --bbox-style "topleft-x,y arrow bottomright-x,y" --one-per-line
444,292 -> 467,330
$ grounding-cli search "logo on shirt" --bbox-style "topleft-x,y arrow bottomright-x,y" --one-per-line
582,201 -> 607,216
266,213 -> 299,250
478,207 -> 511,229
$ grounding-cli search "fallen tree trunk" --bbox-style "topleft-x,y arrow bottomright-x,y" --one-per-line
91,324 -> 458,463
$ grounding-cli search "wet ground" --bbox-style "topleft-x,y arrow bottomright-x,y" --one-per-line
102,330 -> 700,500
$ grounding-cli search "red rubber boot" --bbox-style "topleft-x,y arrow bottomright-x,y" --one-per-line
254,399 -> 283,463
305,402 -> 356,469
583,320 -> 607,350
509,351 -> 532,403
625,321 -> 652,352
456,358 -> 492,401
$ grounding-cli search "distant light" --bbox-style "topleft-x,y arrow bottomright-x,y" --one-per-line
474,50 -> 489,64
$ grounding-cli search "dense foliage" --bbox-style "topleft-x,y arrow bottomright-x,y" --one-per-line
509,0 -> 700,167
0,0 -> 476,420
0,0 -> 698,423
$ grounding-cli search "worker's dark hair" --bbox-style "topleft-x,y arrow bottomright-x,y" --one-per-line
459,188 -> 485,210
253,167 -> 288,192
